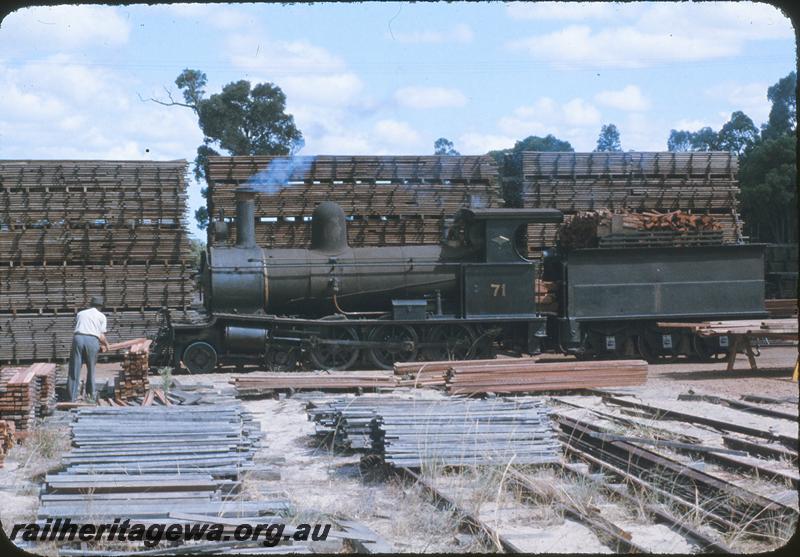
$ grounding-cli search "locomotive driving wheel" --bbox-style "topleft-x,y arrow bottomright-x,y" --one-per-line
182,341 -> 218,373
266,347 -> 300,371
423,324 -> 475,361
309,326 -> 360,371
367,325 -> 418,370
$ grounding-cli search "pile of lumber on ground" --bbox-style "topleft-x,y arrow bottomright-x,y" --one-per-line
0,160 -> 195,363
446,359 -> 648,394
0,365 -> 40,432
0,363 -> 55,433
231,371 -> 398,397
308,396 -> 561,468
393,358 -> 520,388
112,339 -> 152,401
0,419 -> 14,467
393,358 -> 647,394
207,155 -> 501,249
522,151 -> 743,256
557,209 -> 722,250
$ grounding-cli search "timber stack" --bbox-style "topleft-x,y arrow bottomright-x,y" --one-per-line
231,371 -> 397,397
0,366 -> 40,433
0,419 -> 13,466
113,339 -> 153,402
522,152 -> 743,257
0,160 -> 194,363
446,359 -> 647,394
206,155 -> 502,248
308,396 -> 561,467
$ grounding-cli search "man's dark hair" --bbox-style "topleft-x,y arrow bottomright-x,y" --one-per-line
90,296 -> 104,308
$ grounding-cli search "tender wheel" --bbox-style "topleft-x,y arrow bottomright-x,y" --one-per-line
266,347 -> 300,371
636,329 -> 679,363
182,341 -> 218,373
692,335 -> 723,362
423,324 -> 475,361
367,325 -> 418,370
309,326 -> 360,371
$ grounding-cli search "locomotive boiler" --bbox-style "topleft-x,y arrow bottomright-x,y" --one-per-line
161,185 -> 767,372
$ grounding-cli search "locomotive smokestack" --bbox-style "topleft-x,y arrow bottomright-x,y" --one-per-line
235,185 -> 257,248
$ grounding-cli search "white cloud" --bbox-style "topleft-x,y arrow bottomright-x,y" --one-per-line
390,23 -> 474,44
228,35 -> 346,74
704,82 -> 771,125
498,97 -> 601,137
506,2 -> 793,69
594,85 -> 650,112
162,3 -> 253,30
373,120 -> 421,147
281,74 -> 364,106
2,5 -> 130,49
506,2 -> 617,21
395,86 -> 468,109
457,132 -> 516,154
563,98 -> 602,126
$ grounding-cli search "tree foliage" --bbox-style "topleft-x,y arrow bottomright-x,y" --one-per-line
161,69 -> 304,229
434,137 -> 460,156
667,112 -> 758,155
739,135 -> 796,243
762,71 -> 796,140
488,135 -> 574,207
595,124 -> 622,152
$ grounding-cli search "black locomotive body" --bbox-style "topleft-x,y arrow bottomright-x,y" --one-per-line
164,186 -> 767,372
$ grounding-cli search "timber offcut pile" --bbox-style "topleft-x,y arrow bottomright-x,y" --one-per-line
113,339 -> 153,402
207,155 -> 501,248
0,363 -> 57,434
557,209 -> 723,250
308,396 -> 561,468
0,160 -> 195,363
0,419 -> 14,466
522,151 -> 742,256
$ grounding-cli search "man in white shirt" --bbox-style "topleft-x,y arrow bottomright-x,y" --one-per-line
67,296 -> 110,402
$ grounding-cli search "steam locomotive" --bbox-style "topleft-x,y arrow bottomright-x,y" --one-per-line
159,186 -> 767,372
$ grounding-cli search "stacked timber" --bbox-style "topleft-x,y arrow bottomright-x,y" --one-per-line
393,358 -> 523,387
0,419 -> 13,467
113,339 -> 152,401
31,363 -> 57,417
231,371 -> 397,397
521,152 -> 743,256
557,209 -> 723,250
0,310 -> 179,363
36,403 -> 284,541
446,359 -> 648,395
0,365 -> 40,432
207,155 -> 501,248
308,396 -> 561,467
0,160 -> 195,363
376,398 -> 560,468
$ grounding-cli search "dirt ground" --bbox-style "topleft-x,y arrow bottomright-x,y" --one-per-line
1,345 -> 796,553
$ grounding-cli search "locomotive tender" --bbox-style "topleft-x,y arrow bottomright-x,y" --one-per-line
164,186 -> 767,372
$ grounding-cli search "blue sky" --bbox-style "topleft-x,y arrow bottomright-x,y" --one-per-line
0,2 -> 794,237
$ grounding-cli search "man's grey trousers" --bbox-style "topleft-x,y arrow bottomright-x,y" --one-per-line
67,333 -> 100,401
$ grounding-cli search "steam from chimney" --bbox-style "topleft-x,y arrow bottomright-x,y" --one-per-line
244,156 -> 315,195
